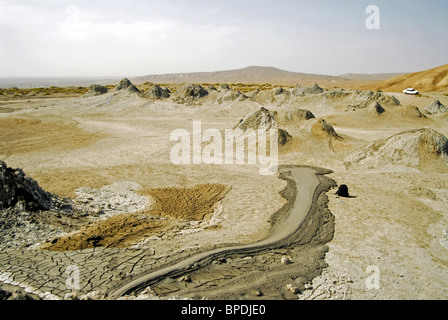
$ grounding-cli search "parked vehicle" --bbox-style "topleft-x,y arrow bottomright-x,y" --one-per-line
403,88 -> 419,95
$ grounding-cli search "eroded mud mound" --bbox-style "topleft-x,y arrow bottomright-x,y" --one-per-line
282,108 -> 315,122
1,160 -> 54,211
425,100 -> 448,116
400,105 -> 426,118
310,118 -> 342,140
84,84 -> 108,97
323,89 -> 351,99
235,107 -> 293,147
144,85 -> 171,99
0,161 -> 85,249
345,128 -> 448,170
217,88 -> 246,103
235,107 -> 279,131
348,92 -> 400,114
42,184 -> 229,251
115,78 -> 140,93
173,84 -> 208,104
292,83 -> 324,96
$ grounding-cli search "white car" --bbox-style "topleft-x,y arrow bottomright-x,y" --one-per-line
403,88 -> 419,95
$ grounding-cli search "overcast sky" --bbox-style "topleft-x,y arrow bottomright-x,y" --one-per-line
0,0 -> 447,77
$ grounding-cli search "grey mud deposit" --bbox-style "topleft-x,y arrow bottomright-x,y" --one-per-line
110,165 -> 337,299
0,165 -> 337,300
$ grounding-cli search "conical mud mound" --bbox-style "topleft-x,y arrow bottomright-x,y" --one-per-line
292,83 -> 324,96
84,84 -> 108,97
235,107 -> 279,131
345,128 -> 448,169
310,118 -> 342,140
282,108 -> 315,122
116,78 -> 140,93
144,85 -> 170,99
0,160 -> 54,211
173,84 -> 208,104
349,92 -> 400,114
425,100 -> 447,116
234,107 -> 292,146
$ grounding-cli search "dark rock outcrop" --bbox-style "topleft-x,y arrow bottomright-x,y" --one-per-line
0,161 -> 53,211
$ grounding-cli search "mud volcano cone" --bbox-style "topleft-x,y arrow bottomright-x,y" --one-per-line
84,84 -> 108,97
115,78 -> 140,93
0,161 -> 53,211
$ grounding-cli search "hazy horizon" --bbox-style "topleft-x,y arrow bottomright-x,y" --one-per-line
1,0 -> 447,78
0,64 -> 414,79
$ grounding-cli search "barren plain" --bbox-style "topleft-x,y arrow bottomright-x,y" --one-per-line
1,74 -> 448,300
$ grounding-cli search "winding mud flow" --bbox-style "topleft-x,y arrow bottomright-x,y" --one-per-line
110,165 -> 335,297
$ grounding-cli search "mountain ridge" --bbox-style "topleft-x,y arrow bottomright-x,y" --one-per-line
132,66 -> 346,86
358,64 -> 448,92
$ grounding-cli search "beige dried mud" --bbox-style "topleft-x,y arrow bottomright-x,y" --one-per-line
0,118 -> 104,157
41,184 -> 229,251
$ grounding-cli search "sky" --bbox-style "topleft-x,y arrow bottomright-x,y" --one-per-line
0,0 -> 447,77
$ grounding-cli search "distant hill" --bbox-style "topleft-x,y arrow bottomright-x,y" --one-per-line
7,65 -> 447,92
358,64 -> 448,93
339,73 -> 406,81
0,77 -> 121,89
132,66 -> 351,87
